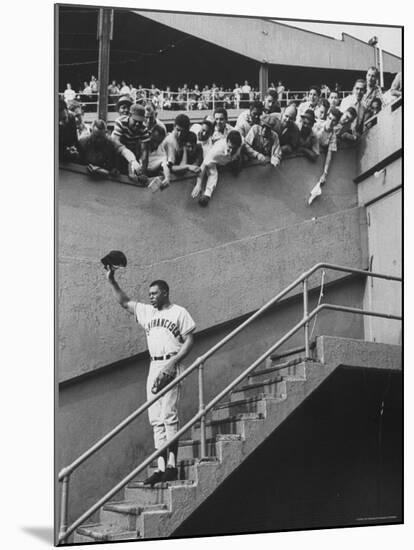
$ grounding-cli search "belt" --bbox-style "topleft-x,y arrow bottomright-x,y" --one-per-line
151,352 -> 178,361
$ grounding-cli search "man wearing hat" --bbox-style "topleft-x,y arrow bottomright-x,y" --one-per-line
244,115 -> 282,167
297,109 -> 320,161
112,103 -> 151,181
116,94 -> 133,117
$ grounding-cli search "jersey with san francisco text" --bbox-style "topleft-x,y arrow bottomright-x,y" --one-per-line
135,303 -> 196,358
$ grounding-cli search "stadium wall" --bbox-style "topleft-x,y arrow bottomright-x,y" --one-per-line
356,103 -> 402,344
58,147 -> 366,382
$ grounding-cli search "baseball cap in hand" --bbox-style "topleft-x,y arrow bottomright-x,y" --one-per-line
100,250 -> 127,269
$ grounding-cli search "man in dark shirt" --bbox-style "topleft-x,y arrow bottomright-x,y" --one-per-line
183,131 -> 203,168
58,97 -> 79,162
263,88 -> 281,114
78,119 -> 136,178
297,109 -> 319,161
271,104 -> 300,156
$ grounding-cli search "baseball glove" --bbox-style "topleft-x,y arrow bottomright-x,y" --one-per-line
151,370 -> 176,394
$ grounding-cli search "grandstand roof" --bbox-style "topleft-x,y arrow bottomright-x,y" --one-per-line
133,10 -> 401,74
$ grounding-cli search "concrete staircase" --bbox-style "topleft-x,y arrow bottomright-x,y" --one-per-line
73,337 -> 401,543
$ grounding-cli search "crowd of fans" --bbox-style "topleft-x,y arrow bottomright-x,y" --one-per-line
63,78 -> 344,111
59,67 -> 402,207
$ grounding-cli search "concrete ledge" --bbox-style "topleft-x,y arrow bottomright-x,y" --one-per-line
357,103 -> 401,176
316,335 -> 402,371
356,157 -> 401,207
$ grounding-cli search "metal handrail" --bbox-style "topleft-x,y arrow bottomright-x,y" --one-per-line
59,89 -> 352,113
58,262 -> 401,542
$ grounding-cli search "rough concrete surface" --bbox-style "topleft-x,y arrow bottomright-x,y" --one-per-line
317,335 -> 401,371
58,148 -> 363,381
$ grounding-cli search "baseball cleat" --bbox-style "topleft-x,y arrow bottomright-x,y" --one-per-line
143,470 -> 164,486
198,195 -> 210,207
162,466 -> 178,483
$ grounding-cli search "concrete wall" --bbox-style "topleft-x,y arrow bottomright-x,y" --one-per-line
58,147 -> 365,382
363,189 -> 402,344
356,105 -> 402,345
357,102 -> 402,176
57,276 -> 366,527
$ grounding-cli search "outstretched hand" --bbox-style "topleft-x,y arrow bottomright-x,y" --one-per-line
191,183 -> 202,199
105,265 -> 116,282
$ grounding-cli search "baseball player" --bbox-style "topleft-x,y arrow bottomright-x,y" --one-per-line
106,268 -> 196,485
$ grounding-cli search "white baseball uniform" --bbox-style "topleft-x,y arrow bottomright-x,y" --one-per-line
135,302 -> 196,451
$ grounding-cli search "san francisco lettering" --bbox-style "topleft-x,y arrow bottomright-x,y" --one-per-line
145,317 -> 181,339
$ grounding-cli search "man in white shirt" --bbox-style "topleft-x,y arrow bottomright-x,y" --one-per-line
296,85 -> 320,122
63,83 -> 76,104
241,80 -> 252,108
119,80 -> 131,94
233,83 -> 242,109
212,107 -> 234,144
106,271 -> 195,485
190,118 -> 214,156
340,79 -> 367,134
191,130 -> 243,206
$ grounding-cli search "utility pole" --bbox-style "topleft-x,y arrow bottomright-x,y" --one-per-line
97,8 -> 114,122
259,63 -> 269,100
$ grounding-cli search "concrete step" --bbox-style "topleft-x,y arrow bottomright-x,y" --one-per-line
230,376 -> 287,402
100,501 -> 166,532
269,345 -> 306,362
191,412 -> 264,441
125,479 -> 194,505
146,458 -> 199,481
211,393 -> 286,421
178,433 -> 243,460
254,359 -> 307,382
178,438 -> 218,460
74,522 -> 138,543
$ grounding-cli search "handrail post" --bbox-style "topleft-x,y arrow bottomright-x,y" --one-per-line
303,278 -> 310,359
59,474 -> 70,543
198,363 -> 207,459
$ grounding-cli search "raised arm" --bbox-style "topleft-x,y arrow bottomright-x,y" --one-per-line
320,148 -> 334,183
105,267 -> 136,314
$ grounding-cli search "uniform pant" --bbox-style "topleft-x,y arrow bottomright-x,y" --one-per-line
146,360 -> 181,454
204,165 -> 219,198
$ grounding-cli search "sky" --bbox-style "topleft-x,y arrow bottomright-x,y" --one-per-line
274,20 -> 402,57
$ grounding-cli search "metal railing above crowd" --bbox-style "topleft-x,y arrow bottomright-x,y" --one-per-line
59,86 -> 352,113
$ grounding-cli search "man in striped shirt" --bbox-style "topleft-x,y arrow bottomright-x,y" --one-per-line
112,104 -> 151,181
